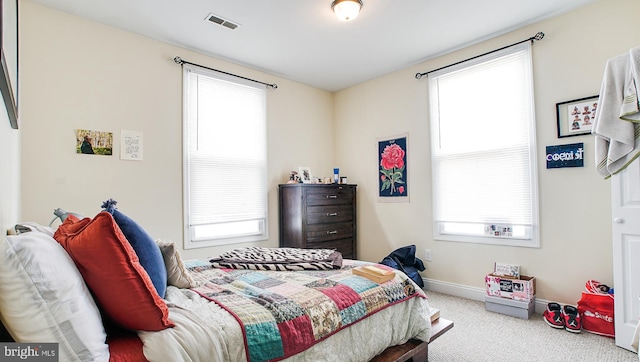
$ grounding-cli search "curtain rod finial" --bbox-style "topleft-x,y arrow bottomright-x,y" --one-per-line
415,73 -> 423,80
534,32 -> 545,41
174,56 -> 183,65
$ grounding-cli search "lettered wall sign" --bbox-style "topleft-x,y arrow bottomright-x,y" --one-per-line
546,143 -> 584,168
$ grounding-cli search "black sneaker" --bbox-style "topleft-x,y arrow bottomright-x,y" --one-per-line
543,302 -> 564,328
563,305 -> 582,333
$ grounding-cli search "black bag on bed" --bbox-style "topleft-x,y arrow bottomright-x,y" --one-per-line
380,245 -> 425,288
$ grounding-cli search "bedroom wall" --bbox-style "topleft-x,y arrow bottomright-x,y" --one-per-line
334,0 -> 640,303
0,101 -> 20,235
19,1 -> 336,260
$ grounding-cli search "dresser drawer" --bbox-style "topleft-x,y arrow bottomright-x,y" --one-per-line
306,205 -> 354,224
305,186 -> 354,206
306,221 -> 354,242
307,238 -> 354,259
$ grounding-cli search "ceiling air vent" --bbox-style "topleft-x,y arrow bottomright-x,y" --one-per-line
206,13 -> 239,30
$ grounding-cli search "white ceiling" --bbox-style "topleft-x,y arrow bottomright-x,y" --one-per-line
30,0 -> 596,92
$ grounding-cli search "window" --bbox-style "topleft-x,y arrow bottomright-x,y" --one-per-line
428,42 -> 539,247
183,65 -> 268,249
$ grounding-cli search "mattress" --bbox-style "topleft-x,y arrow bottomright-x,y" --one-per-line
138,259 -> 432,362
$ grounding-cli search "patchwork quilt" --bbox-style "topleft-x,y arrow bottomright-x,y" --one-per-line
186,259 -> 425,362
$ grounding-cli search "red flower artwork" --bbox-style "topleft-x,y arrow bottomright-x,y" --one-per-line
379,143 -> 406,195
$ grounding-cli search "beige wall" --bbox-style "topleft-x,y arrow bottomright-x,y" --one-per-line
18,0 -> 640,304
19,1 -> 335,260
0,100 -> 20,234
335,0 -> 640,303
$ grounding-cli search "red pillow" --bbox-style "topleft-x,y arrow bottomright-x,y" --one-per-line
54,212 -> 174,331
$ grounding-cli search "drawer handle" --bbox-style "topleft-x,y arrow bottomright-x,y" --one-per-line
327,230 -> 338,235
327,212 -> 338,216
326,195 -> 338,199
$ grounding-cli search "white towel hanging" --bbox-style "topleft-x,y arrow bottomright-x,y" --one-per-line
592,46 -> 640,178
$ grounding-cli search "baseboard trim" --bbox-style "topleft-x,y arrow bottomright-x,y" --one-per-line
423,277 -> 550,315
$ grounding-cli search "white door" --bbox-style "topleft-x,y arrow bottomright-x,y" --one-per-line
612,157 -> 640,351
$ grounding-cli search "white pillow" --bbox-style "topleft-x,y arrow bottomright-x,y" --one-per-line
155,239 -> 196,288
0,232 -> 110,362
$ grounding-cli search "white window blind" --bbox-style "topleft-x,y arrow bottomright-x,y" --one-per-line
183,65 -> 268,248
428,42 -> 539,247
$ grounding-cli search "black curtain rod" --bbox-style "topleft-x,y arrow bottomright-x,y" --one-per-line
174,56 -> 278,89
415,31 -> 545,80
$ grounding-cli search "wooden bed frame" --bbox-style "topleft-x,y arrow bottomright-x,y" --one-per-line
371,317 -> 454,362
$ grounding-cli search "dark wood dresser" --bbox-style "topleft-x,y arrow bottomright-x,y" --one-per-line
278,183 -> 357,259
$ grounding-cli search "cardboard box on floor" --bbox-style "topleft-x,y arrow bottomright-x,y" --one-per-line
485,295 -> 536,319
485,274 -> 536,302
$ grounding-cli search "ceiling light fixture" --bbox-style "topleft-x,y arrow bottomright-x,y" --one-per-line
331,0 -> 363,22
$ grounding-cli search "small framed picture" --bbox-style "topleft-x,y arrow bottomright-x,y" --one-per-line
556,95 -> 599,138
298,166 -> 312,183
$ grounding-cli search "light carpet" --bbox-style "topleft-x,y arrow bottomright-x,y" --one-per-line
426,291 -> 638,362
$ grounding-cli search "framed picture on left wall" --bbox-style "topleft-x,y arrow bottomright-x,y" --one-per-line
0,0 -> 18,129
75,129 -> 113,156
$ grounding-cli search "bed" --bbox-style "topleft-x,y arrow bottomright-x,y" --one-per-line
0,209 -> 435,362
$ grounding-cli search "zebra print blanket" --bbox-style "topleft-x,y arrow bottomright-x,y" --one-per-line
209,247 -> 343,271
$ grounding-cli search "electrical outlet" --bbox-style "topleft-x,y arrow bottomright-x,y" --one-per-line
424,249 -> 432,262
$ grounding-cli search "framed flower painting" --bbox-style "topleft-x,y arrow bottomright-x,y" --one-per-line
378,133 -> 409,202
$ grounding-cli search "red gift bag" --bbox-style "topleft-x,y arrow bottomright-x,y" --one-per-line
577,280 -> 614,337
